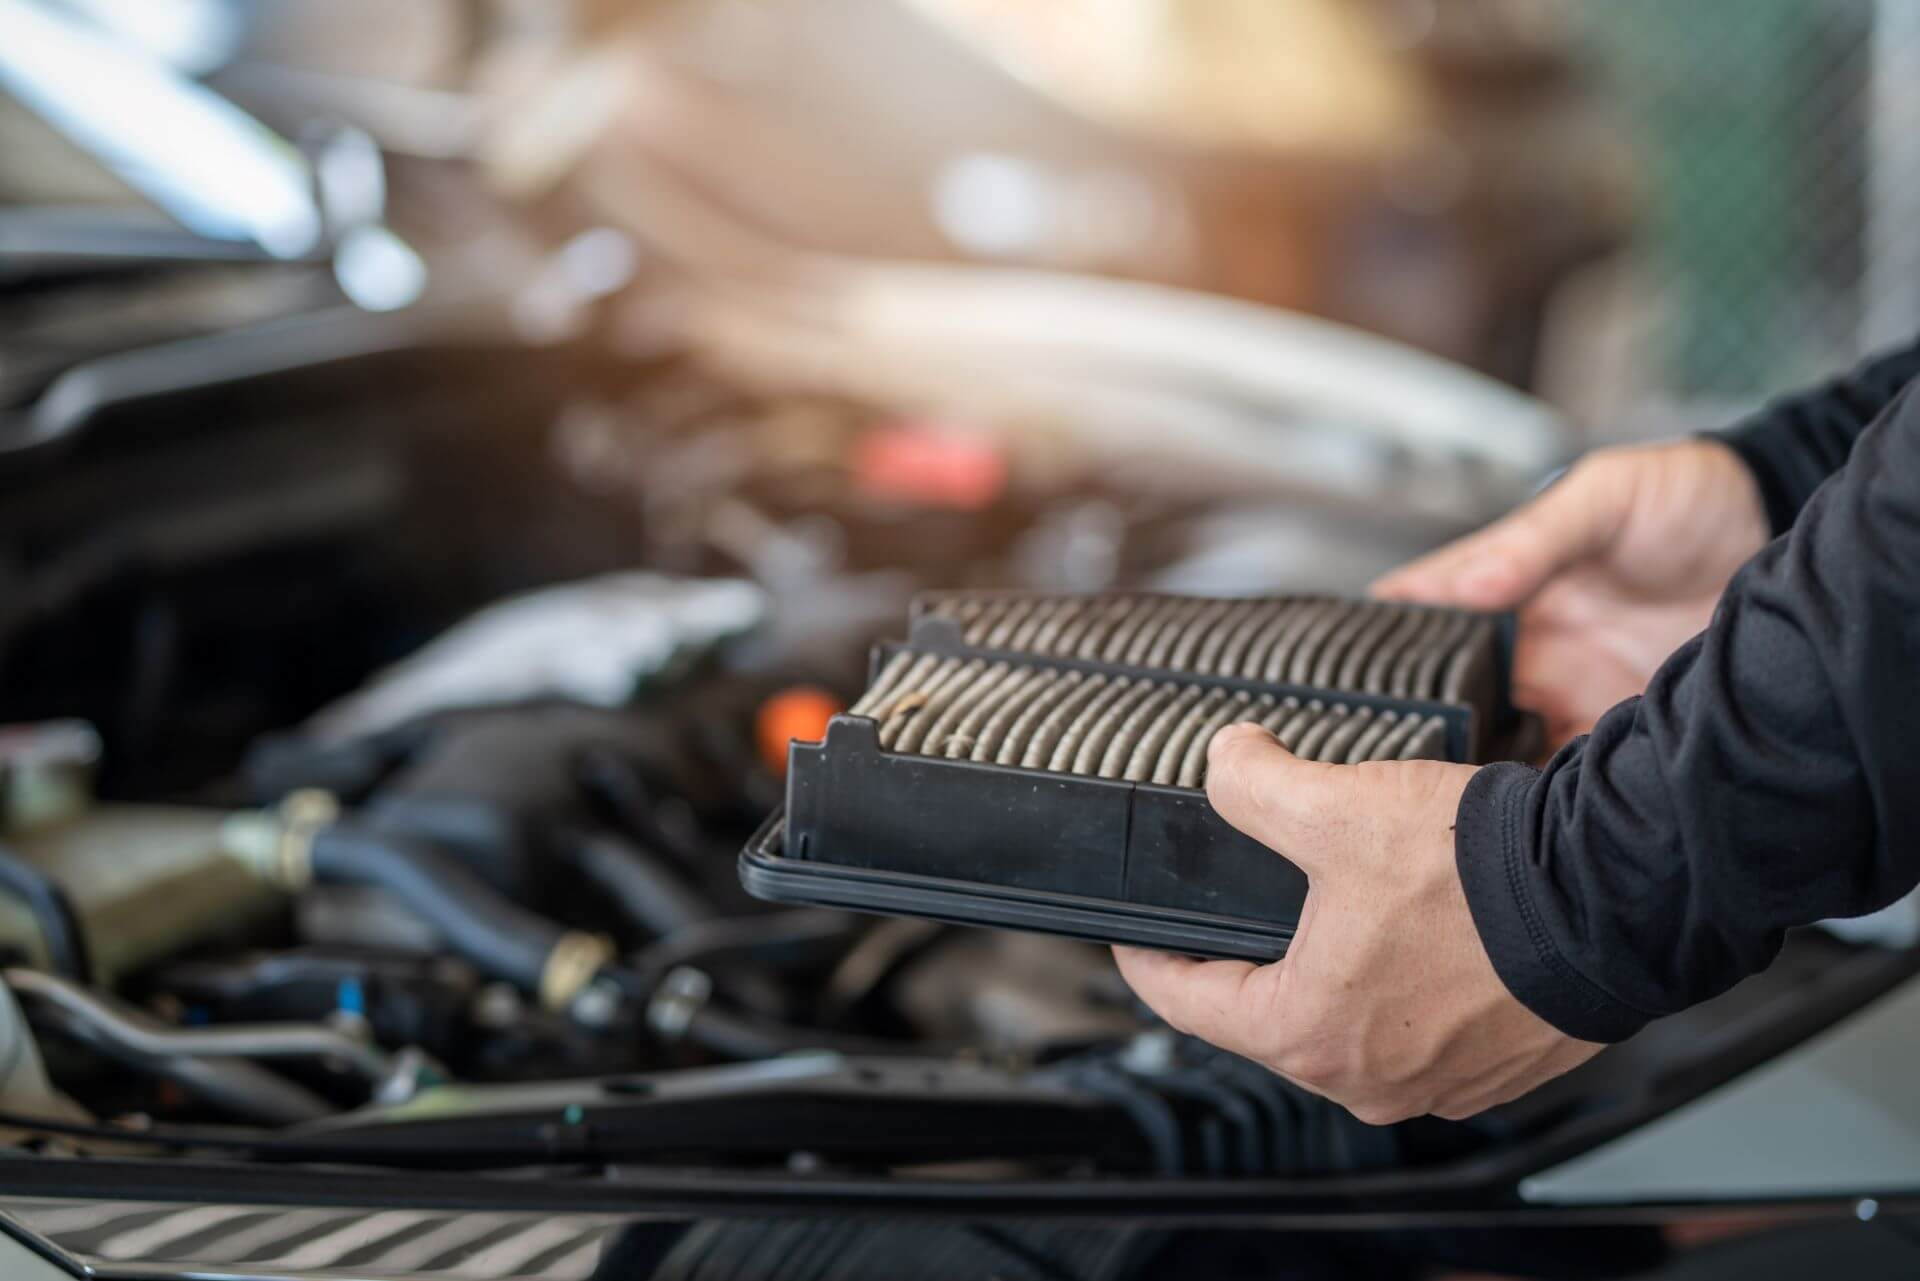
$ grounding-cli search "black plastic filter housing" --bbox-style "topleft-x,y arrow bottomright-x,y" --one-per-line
741,593 -> 1530,960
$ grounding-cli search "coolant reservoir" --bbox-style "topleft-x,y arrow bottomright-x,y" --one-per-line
0,722 -> 281,985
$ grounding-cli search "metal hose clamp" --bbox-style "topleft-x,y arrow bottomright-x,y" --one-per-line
539,931 -> 615,1014
274,789 -> 339,891
646,966 -> 713,1042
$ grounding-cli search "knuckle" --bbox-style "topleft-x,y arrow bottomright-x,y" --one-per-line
1279,1044 -> 1342,1092
1205,740 -> 1273,824
1569,449 -> 1628,488
1203,741 -> 1249,804
1530,458 -> 1605,527
1348,759 -> 1397,793
1349,1099 -> 1416,1127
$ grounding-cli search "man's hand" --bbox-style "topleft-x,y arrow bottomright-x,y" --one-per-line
1114,724 -> 1602,1124
1371,440 -> 1769,751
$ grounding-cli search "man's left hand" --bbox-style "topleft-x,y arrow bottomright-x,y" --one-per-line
1113,723 -> 1603,1125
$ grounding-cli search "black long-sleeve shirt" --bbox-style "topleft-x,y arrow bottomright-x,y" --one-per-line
1456,337 -> 1920,1042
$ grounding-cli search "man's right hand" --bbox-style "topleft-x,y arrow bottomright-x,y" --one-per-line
1371,440 -> 1770,752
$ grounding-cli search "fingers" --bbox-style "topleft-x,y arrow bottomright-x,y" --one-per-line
1368,528 -> 1521,608
1371,463 -> 1620,609
1204,723 -> 1342,874
1111,946 -> 1270,1059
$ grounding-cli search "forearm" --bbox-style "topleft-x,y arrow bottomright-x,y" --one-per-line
1462,386 -> 1920,1042
1713,336 -> 1920,535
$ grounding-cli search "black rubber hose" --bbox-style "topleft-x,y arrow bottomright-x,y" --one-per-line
308,823 -> 561,994
308,826 -> 917,1057
573,747 -> 705,874
23,1004 -> 332,1126
0,840 -> 91,982
154,1055 -> 335,1126
561,829 -> 711,938
679,1006 -> 931,1060
624,911 -> 865,988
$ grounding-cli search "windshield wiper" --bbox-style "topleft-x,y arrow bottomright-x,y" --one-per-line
0,1040 -> 1402,1179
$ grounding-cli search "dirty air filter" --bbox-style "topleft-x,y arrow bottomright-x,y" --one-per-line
913,592 -> 1508,750
851,653 -> 1451,779
741,593 -> 1529,960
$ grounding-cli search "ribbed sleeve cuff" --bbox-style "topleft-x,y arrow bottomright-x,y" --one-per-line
1454,762 -> 1652,1044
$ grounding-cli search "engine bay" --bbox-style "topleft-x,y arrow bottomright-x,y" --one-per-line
1,300 -> 1911,1219
0,332 -> 1471,1177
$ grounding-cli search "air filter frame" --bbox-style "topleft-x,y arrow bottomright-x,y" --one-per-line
741,593 -> 1528,960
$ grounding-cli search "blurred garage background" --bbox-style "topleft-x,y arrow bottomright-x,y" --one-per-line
9,0 -> 1918,423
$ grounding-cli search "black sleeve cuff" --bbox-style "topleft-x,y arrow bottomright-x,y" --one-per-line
1710,427 -> 1801,539
1454,762 -> 1653,1044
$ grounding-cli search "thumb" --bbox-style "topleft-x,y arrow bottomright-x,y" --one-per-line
1371,465 -> 1619,610
1204,722 -> 1343,875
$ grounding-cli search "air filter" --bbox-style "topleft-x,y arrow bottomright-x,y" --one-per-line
742,592 -> 1531,960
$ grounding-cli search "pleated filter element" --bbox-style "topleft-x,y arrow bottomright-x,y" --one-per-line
917,593 -> 1498,707
850,651 -> 1449,786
